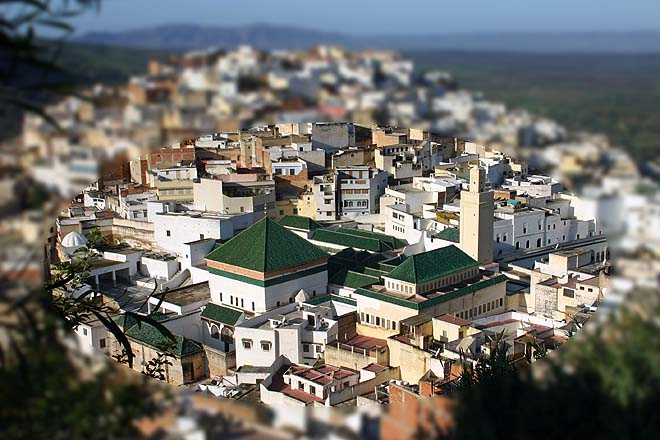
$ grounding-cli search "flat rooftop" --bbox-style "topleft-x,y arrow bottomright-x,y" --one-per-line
285,364 -> 357,386
153,282 -> 210,306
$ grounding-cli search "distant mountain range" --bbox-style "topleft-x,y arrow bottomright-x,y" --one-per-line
77,24 -> 660,53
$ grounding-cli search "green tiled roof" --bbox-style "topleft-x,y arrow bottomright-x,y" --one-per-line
123,320 -> 203,358
418,274 -> 508,310
329,270 -> 380,289
434,227 -> 460,243
386,245 -> 479,284
354,274 -> 508,311
200,303 -> 243,325
327,247 -> 387,278
278,215 -> 322,231
115,313 -> 139,331
335,227 -> 407,249
313,228 -> 405,253
362,266 -> 389,277
305,294 -> 357,306
206,217 -> 328,273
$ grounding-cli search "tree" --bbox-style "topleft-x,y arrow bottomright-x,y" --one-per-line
455,331 -> 515,390
1,1 -> 102,127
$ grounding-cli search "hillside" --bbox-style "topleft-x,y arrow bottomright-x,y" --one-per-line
406,50 -> 660,162
10,39 -> 660,163
77,24 -> 660,53
56,41 -> 172,84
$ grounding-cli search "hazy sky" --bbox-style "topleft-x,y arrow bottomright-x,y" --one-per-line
70,0 -> 660,35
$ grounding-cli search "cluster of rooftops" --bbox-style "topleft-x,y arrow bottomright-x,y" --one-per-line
203,216 -> 502,310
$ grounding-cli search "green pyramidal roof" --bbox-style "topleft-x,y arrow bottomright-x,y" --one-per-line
278,215 -> 322,231
205,217 -> 328,273
386,245 -> 479,284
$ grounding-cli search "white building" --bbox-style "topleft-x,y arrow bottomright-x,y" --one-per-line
153,210 -> 253,257
204,217 -> 329,315
234,300 -> 338,369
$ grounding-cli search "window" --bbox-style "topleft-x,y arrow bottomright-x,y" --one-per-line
298,381 -> 304,390
211,326 -> 220,339
261,341 -> 272,351
303,344 -> 310,353
563,289 -> 575,298
293,209 -> 298,215
279,210 -> 284,215
99,338 -> 106,349
82,328 -> 88,336
220,292 -> 223,301
375,316 -> 380,326
166,230 -> 171,237
241,298 -> 244,308
242,339 -> 252,349
252,302 -> 255,311
199,234 -> 205,240
309,386 -> 316,395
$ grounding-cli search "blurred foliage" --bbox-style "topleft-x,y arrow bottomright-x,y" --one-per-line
0,0 -> 103,126
408,50 -> 660,163
446,291 -> 660,439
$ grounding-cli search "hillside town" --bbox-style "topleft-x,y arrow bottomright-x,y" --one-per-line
0,44 -> 658,436
41,114 -> 611,404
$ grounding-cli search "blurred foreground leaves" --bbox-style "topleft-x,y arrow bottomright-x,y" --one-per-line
0,287 -> 162,439
450,289 -> 660,439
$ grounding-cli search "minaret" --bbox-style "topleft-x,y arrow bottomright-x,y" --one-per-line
459,167 -> 494,264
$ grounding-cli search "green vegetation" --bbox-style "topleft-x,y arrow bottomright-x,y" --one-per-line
56,41 -> 172,84
406,50 -> 660,163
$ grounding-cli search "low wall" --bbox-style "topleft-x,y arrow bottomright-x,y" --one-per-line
324,341 -> 389,371
205,345 -> 236,377
111,218 -> 155,246
326,366 -> 400,406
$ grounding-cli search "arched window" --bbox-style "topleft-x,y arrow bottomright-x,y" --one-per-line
210,325 -> 220,339
221,327 -> 234,344
536,238 -> 541,247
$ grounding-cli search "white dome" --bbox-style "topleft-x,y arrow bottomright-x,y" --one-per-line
62,231 -> 87,248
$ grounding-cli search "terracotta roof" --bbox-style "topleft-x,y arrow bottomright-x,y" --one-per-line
434,313 -> 471,326
342,334 -> 387,350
